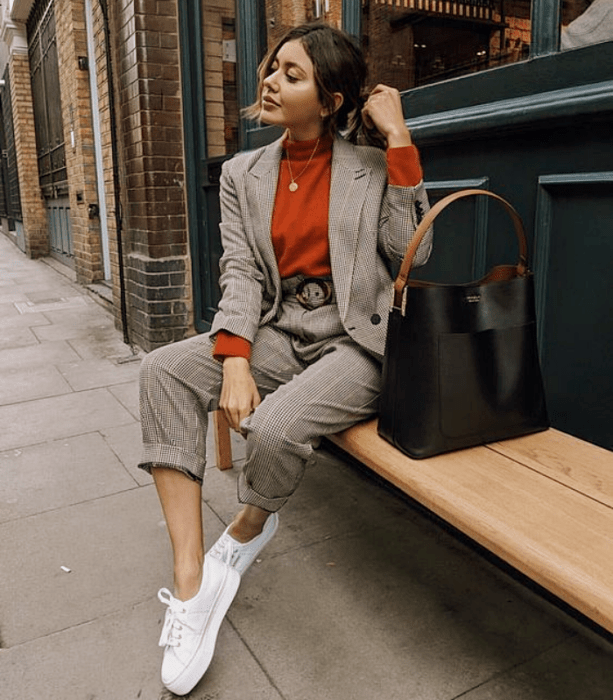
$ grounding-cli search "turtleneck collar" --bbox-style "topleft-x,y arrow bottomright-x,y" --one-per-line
282,132 -> 334,160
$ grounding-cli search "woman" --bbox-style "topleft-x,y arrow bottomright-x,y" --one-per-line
139,22 -> 432,696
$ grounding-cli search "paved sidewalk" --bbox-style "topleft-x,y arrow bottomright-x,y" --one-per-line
1,231 -> 612,700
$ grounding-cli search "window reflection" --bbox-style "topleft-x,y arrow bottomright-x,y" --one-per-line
561,0 -> 613,50
202,0 -> 613,157
263,0 -> 343,49
202,1 -> 240,157
362,0 -> 531,89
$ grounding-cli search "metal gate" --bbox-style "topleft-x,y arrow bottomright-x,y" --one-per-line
0,67 -> 24,250
47,195 -> 73,260
28,0 -> 72,266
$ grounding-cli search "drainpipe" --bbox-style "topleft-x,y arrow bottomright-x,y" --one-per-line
84,0 -> 111,281
98,0 -> 131,348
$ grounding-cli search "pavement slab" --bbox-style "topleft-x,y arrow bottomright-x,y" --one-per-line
57,357 -> 142,392
107,378 -> 141,420
0,486 -> 169,646
0,365 -> 72,406
0,301 -> 20,318
0,598 -> 283,700
0,432 -> 137,523
101,422 -> 149,485
0,486 -> 233,648
0,310 -> 51,330
0,340 -> 81,369
459,634 -> 613,700
0,288 -> 29,303
31,315 -> 121,343
67,334 -> 140,361
0,324 -> 40,351
0,387 -> 136,452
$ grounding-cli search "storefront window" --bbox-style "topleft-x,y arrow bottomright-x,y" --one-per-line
263,0 -> 342,48
362,0 -> 532,89
202,1 -> 240,157
203,0 -> 343,157
203,0 -> 613,157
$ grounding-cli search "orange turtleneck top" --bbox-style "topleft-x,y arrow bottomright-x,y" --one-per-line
214,134 -> 423,361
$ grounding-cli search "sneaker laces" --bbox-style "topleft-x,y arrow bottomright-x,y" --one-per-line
157,588 -> 190,648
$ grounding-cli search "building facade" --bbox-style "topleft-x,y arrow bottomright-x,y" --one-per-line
0,0 -> 192,349
0,0 -> 611,451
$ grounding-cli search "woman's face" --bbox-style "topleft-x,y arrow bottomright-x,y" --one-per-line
260,39 -> 326,141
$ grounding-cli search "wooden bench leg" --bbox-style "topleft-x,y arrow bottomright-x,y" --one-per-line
212,409 -> 233,471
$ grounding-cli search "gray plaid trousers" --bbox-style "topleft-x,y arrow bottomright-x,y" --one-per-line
139,283 -> 382,512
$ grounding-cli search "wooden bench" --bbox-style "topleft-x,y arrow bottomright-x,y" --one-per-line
213,411 -> 613,637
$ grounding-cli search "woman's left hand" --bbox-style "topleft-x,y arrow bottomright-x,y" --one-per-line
362,84 -> 412,148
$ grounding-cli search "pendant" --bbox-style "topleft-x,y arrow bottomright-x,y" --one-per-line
289,182 -> 298,192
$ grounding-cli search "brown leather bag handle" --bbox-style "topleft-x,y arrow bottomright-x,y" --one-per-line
393,189 -> 529,309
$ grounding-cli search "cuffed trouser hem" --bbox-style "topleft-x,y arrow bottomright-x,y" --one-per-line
237,471 -> 289,513
138,443 -> 205,484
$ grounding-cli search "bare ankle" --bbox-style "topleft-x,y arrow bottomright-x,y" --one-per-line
229,521 -> 258,543
229,514 -> 264,543
173,558 -> 204,601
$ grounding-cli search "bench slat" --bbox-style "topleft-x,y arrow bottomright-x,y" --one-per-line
212,410 -> 233,471
329,419 -> 613,634
488,429 -> 613,509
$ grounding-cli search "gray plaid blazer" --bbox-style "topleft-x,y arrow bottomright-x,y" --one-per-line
210,135 -> 432,360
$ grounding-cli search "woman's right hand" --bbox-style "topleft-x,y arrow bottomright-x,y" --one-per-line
220,356 -> 261,432
362,84 -> 412,148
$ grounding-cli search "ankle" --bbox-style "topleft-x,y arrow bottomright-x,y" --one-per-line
173,557 -> 204,601
228,505 -> 271,543
228,519 -> 260,544
229,515 -> 267,543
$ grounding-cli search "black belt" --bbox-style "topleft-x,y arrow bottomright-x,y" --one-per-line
295,277 -> 333,310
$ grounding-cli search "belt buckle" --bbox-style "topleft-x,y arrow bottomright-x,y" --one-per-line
296,278 -> 332,310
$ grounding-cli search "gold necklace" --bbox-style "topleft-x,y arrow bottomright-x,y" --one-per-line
285,138 -> 320,192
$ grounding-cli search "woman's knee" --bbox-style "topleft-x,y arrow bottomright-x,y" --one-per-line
244,399 -> 313,460
139,345 -> 173,388
241,405 -> 312,504
139,335 -> 217,387
139,346 -> 191,400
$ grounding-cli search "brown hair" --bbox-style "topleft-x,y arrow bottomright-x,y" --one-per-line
244,23 -> 372,144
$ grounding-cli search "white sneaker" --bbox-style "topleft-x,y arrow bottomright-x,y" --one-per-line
208,512 -> 279,575
157,555 -> 240,696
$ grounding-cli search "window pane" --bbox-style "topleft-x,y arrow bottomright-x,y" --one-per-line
263,0 -> 342,48
203,1 -> 344,157
362,0 -> 532,89
561,0 -> 613,50
203,1 -> 239,157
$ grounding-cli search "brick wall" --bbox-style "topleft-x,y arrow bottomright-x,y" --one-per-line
365,0 -> 534,88
263,0 -> 343,48
8,50 -> 48,258
90,1 -> 121,317
112,0 -> 192,350
491,0 -> 531,57
363,3 -> 416,91
203,0 -> 236,157
55,0 -> 104,284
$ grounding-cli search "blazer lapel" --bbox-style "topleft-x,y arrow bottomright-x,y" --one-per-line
246,138 -> 284,292
328,137 -> 372,318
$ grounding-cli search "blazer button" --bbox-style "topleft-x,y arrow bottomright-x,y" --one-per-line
370,314 -> 381,325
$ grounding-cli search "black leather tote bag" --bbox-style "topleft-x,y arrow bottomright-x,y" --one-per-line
378,189 -> 549,459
